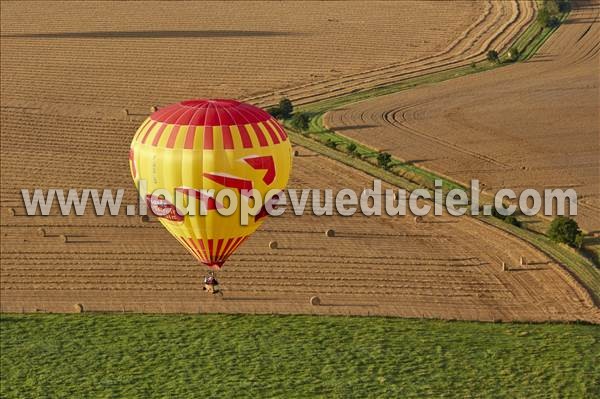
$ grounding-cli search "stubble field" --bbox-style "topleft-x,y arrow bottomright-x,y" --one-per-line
325,1 -> 600,231
1,1 -> 598,323
1,1 -> 533,109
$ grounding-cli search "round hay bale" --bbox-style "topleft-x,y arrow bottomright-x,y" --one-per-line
140,215 -> 149,223
325,229 -> 335,237
73,303 -> 84,313
310,296 -> 320,306
6,207 -> 15,216
413,215 -> 423,224
293,150 -> 299,156
150,105 -> 158,113
122,108 -> 129,117
269,240 -> 278,249
37,227 -> 46,237
60,234 -> 68,243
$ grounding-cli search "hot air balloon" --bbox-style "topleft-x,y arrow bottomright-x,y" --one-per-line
129,99 -> 292,291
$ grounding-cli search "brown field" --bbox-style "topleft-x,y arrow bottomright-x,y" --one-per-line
325,1 -> 600,232
1,1 -> 598,322
1,109 -> 598,322
0,1 -> 533,109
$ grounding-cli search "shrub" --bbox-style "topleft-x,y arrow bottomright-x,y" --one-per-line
574,233 -> 584,249
547,216 -> 581,247
278,98 -> 294,119
377,152 -> 392,169
486,50 -> 500,64
346,142 -> 357,155
504,215 -> 521,227
491,207 -> 521,227
290,112 -> 310,131
325,139 -> 337,149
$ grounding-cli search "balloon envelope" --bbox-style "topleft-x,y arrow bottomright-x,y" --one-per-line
130,99 -> 292,268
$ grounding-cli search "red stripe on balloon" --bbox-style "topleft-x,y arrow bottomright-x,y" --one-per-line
214,238 -> 224,261
203,173 -> 254,192
272,120 -> 288,141
220,237 -> 236,259
222,125 -> 234,149
229,237 -> 244,256
207,239 -> 215,261
166,125 -> 180,149
262,121 -> 280,144
180,237 -> 201,260
231,236 -> 248,254
251,123 -> 268,147
129,148 -> 137,178
141,121 -> 158,144
134,118 -> 151,141
152,123 -> 168,146
197,239 -> 209,261
194,239 -> 211,262
238,124 -> 253,148
184,125 -> 195,149
204,126 -> 214,150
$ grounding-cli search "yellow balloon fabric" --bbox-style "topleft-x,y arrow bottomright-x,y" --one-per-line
130,99 -> 292,269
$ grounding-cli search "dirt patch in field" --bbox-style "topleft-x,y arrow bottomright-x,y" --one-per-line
325,1 -> 600,231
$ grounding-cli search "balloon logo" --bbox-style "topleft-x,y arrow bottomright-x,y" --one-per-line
130,99 -> 292,269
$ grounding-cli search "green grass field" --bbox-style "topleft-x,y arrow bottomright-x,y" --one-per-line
1,314 -> 598,398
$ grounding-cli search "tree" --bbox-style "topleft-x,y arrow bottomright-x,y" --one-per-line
290,112 -> 310,131
557,0 -> 571,12
278,98 -> 293,119
267,106 -> 281,119
537,0 -> 568,28
486,50 -> 500,64
508,47 -> 520,62
547,216 -> 581,247
543,0 -> 560,15
537,8 -> 560,28
377,152 -> 392,169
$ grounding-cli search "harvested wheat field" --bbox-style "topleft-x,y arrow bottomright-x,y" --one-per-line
1,107 -> 598,322
1,1 -> 599,323
325,1 -> 600,231
0,1 -> 532,110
